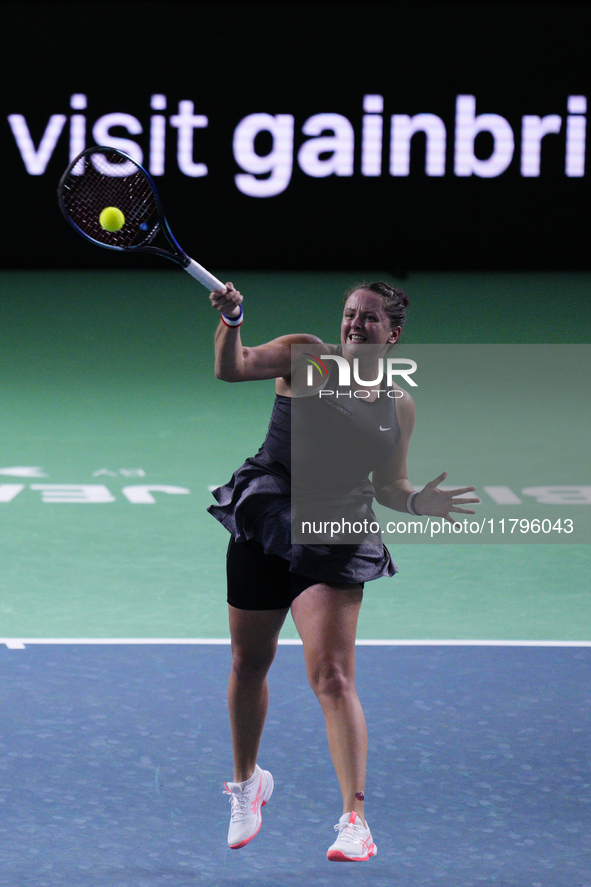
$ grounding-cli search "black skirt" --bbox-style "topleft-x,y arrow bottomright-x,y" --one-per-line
207,450 -> 397,585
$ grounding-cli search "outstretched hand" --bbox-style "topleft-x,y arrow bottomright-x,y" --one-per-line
414,472 -> 480,526
209,281 -> 243,318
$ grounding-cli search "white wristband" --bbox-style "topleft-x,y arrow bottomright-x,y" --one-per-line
221,305 -> 243,327
406,492 -> 420,515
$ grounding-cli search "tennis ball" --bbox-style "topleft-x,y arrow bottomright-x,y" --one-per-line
99,206 -> 125,232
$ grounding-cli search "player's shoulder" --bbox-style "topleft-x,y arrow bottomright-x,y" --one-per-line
274,333 -> 325,347
393,384 -> 415,405
393,385 -> 416,430
287,339 -> 338,354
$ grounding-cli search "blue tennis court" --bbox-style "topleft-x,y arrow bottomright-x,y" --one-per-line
1,641 -> 590,886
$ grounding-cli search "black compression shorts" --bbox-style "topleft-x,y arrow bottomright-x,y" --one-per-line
226,536 -> 364,611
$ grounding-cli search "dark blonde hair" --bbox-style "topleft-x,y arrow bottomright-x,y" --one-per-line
344,281 -> 409,334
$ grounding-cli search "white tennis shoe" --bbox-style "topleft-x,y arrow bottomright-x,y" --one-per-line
223,765 -> 274,849
327,810 -> 377,862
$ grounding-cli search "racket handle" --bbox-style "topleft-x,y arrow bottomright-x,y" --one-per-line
184,258 -> 225,291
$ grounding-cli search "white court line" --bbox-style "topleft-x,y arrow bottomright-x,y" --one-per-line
2,638 -> 591,649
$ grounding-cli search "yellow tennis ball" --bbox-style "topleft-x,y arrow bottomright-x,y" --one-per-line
99,206 -> 125,232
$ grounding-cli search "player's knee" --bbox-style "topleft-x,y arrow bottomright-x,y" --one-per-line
308,658 -> 352,699
231,645 -> 276,682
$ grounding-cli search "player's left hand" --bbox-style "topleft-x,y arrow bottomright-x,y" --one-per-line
414,472 -> 480,525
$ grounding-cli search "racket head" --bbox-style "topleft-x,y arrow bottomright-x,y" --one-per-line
58,146 -> 168,254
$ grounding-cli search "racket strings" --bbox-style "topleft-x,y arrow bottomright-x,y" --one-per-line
60,150 -> 161,249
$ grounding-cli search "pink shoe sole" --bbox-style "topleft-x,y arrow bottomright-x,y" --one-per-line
327,842 -> 376,862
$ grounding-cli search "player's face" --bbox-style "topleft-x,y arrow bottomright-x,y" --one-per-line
341,290 -> 400,355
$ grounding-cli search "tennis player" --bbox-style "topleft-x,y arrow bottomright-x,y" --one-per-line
208,281 -> 478,861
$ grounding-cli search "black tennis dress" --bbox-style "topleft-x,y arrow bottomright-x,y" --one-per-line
208,357 -> 402,584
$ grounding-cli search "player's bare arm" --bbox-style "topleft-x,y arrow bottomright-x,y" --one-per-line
210,283 -> 323,385
372,388 -> 416,512
373,389 -> 480,524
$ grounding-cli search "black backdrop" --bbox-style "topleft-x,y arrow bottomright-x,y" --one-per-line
1,0 -> 589,271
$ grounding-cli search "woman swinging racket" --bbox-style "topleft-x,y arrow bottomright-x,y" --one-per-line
208,280 -> 479,861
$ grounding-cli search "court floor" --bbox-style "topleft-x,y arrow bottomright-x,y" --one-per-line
1,642 -> 590,887
0,270 -> 590,883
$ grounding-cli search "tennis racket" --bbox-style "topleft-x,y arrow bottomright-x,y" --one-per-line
57,146 -> 225,291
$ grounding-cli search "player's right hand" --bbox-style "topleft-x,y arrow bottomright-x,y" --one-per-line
210,281 -> 243,318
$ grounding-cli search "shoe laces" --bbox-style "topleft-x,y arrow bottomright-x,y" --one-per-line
223,783 -> 250,822
334,817 -> 366,840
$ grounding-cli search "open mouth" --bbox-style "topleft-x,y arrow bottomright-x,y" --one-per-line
348,334 -> 366,342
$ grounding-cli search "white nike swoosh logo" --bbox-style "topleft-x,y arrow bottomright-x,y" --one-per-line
379,426 -> 391,432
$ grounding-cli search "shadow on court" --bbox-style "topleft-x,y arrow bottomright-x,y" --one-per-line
0,644 -> 589,887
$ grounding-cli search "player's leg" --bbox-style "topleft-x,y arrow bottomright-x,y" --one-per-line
227,603 -> 289,782
225,602 -> 287,849
226,536 -> 293,782
290,583 -> 366,819
291,583 -> 376,860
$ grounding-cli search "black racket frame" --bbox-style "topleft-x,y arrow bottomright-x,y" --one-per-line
57,146 -> 191,268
